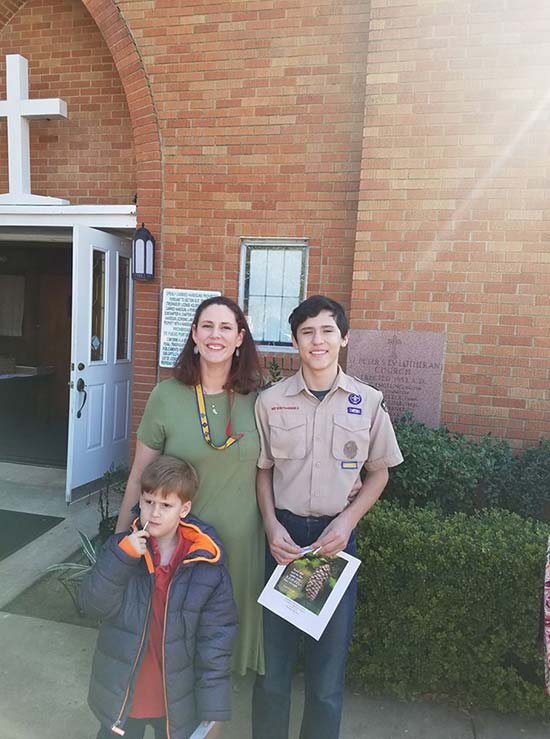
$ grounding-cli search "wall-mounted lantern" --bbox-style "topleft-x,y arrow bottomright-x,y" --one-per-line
132,223 -> 155,281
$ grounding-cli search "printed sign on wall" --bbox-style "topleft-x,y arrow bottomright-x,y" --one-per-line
159,288 -> 221,368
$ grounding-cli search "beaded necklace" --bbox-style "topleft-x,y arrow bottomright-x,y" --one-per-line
194,383 -> 243,450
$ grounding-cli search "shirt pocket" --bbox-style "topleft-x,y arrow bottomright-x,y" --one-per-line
332,413 -> 371,461
269,413 -> 307,459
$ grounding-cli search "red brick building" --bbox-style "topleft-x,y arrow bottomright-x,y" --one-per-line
0,0 -> 548,495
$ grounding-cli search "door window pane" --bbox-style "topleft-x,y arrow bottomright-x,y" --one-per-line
117,256 -> 130,360
91,250 -> 105,362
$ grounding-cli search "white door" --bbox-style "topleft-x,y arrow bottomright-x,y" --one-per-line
66,226 -> 133,503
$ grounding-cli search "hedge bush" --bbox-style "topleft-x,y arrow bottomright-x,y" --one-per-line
493,439 -> 550,521
385,416 -> 550,520
349,503 -> 550,717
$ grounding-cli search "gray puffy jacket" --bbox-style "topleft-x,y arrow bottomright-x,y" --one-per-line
79,515 -> 238,738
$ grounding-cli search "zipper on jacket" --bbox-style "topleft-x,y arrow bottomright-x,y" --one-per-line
161,577 -> 175,739
111,582 -> 153,733
161,560 -> 194,739
154,538 -> 216,738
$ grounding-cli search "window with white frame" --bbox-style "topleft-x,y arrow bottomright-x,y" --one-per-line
239,238 -> 308,347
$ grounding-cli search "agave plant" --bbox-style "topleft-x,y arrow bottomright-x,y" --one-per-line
46,530 -> 97,615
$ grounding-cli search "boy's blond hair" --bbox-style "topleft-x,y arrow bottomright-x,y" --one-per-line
141,455 -> 199,504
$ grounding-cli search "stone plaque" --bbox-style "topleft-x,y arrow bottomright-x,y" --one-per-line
347,330 -> 446,427
159,288 -> 220,368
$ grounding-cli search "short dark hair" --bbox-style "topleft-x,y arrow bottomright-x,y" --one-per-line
173,296 -> 262,394
288,295 -> 349,340
141,455 -> 199,504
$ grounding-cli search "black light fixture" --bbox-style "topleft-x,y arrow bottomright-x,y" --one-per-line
132,223 -> 155,281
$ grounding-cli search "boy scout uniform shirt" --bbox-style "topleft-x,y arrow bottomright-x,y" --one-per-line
255,368 -> 403,518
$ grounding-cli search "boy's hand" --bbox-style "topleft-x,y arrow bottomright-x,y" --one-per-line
311,511 -> 354,557
125,528 -> 150,557
266,520 -> 301,565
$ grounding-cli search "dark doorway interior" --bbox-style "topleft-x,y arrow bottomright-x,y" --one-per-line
0,242 -> 71,467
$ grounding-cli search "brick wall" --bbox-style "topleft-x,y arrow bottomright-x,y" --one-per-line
79,0 -> 163,425
0,0 -> 136,204
2,0 -> 548,447
352,0 -> 550,446
1,0 -> 372,436
117,0 -> 369,296
116,0 -> 372,406
0,0 -> 154,428
0,0 -> 24,28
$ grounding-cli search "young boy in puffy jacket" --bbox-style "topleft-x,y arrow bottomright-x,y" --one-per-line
80,455 -> 238,739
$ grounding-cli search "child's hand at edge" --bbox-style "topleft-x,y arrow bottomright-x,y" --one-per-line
125,528 -> 150,557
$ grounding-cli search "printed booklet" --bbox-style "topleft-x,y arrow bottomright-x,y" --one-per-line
258,549 -> 361,640
188,721 -> 215,739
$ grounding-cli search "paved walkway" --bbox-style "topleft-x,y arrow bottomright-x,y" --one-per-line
1,462 -> 550,738
0,463 -> 99,609
2,611 -> 550,739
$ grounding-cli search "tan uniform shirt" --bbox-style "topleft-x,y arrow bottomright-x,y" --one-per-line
255,368 -> 403,517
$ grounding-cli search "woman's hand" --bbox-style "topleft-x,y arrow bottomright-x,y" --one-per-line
116,442 -> 161,532
347,474 -> 362,504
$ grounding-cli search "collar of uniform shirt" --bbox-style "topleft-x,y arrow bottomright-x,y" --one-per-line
283,366 -> 357,397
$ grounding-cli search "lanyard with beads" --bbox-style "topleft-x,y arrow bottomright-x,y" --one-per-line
194,383 -> 243,450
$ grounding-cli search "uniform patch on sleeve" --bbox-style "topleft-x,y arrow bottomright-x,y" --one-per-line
341,461 -> 358,470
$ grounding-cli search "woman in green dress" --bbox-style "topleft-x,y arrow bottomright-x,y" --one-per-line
116,296 -> 264,675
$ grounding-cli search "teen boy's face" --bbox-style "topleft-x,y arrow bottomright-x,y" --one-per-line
140,489 -> 191,541
292,310 -> 348,374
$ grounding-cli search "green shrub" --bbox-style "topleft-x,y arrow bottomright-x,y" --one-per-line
46,530 -> 97,615
493,439 -> 550,521
349,503 -> 550,717
385,416 -> 514,514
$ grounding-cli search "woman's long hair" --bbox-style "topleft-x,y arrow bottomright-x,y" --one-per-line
174,296 -> 262,394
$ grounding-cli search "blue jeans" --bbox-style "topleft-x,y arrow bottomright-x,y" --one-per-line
252,509 -> 358,739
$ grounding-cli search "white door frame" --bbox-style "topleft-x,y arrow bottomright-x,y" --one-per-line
0,205 -> 137,501
0,205 -> 136,229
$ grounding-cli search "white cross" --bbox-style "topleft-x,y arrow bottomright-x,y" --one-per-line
0,54 -> 69,205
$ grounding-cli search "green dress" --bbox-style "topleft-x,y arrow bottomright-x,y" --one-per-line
137,378 -> 264,675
